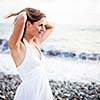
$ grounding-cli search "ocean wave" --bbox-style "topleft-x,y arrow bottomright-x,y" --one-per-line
43,49 -> 100,61
0,39 -> 10,53
0,39 -> 100,62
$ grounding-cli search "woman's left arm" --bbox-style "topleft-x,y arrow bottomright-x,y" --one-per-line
39,22 -> 55,44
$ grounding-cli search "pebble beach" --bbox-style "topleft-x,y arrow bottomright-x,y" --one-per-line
0,72 -> 100,100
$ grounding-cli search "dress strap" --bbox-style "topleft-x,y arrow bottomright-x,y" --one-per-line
23,38 -> 42,61
32,41 -> 42,60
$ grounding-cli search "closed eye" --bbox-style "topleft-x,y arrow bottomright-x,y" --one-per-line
39,24 -> 43,27
39,24 -> 46,29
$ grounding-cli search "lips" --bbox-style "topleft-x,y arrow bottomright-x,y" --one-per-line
38,31 -> 43,35
38,31 -> 44,37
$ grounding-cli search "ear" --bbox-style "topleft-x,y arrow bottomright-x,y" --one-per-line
26,21 -> 32,28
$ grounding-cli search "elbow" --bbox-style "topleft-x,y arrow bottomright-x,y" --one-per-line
8,40 -> 13,49
8,38 -> 17,49
45,22 -> 55,30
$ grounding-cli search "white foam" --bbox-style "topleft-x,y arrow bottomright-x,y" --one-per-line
0,54 -> 18,74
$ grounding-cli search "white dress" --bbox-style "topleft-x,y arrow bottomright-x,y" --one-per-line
14,38 -> 53,100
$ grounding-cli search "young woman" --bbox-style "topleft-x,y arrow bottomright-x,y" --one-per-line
6,7 -> 54,100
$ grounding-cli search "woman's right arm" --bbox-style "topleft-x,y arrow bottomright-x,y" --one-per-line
8,12 -> 27,49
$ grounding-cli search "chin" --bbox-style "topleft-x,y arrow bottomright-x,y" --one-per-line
38,35 -> 42,38
36,35 -> 41,39
39,33 -> 43,38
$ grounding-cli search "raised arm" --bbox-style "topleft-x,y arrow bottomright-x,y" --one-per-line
8,12 -> 27,49
39,22 -> 55,44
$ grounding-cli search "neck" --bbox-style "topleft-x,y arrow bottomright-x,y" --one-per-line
24,36 -> 39,45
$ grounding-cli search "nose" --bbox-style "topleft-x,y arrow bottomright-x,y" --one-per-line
41,25 -> 46,32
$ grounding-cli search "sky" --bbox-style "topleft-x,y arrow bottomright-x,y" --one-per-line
0,0 -> 100,25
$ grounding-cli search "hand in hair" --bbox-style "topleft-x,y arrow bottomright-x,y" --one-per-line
14,12 -> 27,23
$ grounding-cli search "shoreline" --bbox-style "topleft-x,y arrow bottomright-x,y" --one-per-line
45,56 -> 100,83
0,53 -> 100,82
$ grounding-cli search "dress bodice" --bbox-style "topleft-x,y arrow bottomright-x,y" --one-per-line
17,38 -> 45,81
14,39 -> 53,100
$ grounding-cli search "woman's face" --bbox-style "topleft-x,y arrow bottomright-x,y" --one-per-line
29,17 -> 46,38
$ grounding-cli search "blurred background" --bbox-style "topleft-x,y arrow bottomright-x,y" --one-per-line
0,0 -> 100,82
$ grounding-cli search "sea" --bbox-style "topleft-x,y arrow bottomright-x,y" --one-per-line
0,23 -> 100,83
